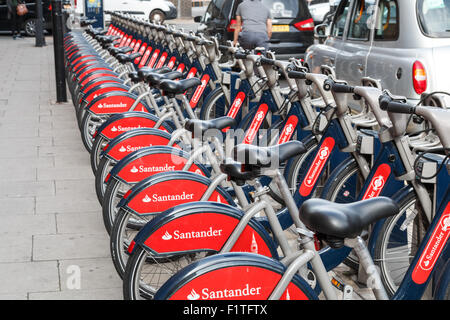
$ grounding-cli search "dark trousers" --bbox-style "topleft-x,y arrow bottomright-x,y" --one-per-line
238,32 -> 270,51
10,7 -> 23,36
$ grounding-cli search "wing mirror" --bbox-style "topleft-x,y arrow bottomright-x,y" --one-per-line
314,24 -> 328,44
194,16 -> 202,23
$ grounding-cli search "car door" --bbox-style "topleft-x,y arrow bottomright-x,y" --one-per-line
104,0 -> 140,15
202,0 -> 228,39
335,0 -> 377,86
306,0 -> 350,74
0,0 -> 9,31
365,1 -> 405,95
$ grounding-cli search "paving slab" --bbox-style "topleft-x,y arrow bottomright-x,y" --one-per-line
0,261 -> 59,294
28,288 -> 123,300
58,258 -> 122,291
0,214 -> 56,236
33,234 -> 110,261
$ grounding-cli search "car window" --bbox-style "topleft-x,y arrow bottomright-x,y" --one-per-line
374,0 -> 398,41
203,0 -> 226,23
261,0 -> 299,18
347,0 -> 377,41
308,0 -> 329,4
221,0 -> 233,19
331,0 -> 350,38
418,0 -> 450,38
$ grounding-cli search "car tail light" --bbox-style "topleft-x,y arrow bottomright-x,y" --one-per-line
227,19 -> 239,32
413,61 -> 427,95
293,18 -> 314,31
48,4 -> 52,10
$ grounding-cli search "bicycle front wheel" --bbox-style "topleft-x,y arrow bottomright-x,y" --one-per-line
373,189 -> 430,297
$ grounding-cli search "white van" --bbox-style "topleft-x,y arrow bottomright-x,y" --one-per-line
104,0 -> 178,23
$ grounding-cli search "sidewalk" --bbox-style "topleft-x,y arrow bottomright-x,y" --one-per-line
0,35 -> 122,300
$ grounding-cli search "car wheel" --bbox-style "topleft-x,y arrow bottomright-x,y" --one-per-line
24,18 -> 37,37
149,10 -> 165,23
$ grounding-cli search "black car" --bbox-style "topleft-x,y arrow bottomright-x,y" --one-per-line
0,0 -> 53,36
194,0 -> 314,59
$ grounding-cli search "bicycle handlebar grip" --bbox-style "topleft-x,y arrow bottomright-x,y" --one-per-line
323,79 -> 354,93
379,96 -> 415,114
287,70 -> 307,79
219,45 -> 230,52
259,56 -> 276,65
234,51 -> 247,59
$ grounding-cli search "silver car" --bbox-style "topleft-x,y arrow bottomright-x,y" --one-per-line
305,0 -> 450,105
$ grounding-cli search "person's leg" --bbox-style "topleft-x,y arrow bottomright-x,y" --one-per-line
238,32 -> 252,50
16,14 -> 23,38
255,32 -> 270,51
11,10 -> 18,38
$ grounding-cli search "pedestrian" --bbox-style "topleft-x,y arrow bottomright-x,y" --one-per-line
232,0 -> 273,51
7,0 -> 24,39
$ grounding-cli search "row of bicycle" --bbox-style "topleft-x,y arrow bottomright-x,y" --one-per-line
63,12 -> 450,300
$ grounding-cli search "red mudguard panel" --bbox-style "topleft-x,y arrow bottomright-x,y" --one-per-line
168,265 -> 309,300
126,180 -> 228,214
143,212 -> 272,256
117,153 -> 205,183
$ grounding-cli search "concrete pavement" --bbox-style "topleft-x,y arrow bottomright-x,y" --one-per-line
0,35 -> 122,300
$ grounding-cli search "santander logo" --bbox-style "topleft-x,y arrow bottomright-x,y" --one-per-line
129,164 -> 176,174
371,175 -> 385,191
278,115 -> 298,144
190,75 -> 210,107
187,289 -> 200,300
362,164 -> 391,200
244,104 -> 268,144
97,102 -> 127,109
412,206 -> 450,284
141,191 -> 194,203
226,91 -> 246,120
161,227 -> 223,241
304,146 -> 330,188
299,137 -> 335,197
118,144 -> 152,153
186,284 -> 263,300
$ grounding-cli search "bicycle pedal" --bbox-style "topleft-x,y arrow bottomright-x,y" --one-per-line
249,186 -> 270,199
331,276 -> 353,300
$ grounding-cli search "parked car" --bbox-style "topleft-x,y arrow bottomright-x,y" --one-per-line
307,0 -> 341,24
104,0 -> 177,23
307,0 -> 329,23
0,0 -> 53,36
192,0 -> 210,18
305,0 -> 450,105
194,0 -> 315,60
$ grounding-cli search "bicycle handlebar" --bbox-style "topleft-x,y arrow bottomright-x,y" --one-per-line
379,96 -> 415,114
259,56 -> 276,66
323,79 -> 354,94
234,51 -> 247,60
287,70 -> 307,79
